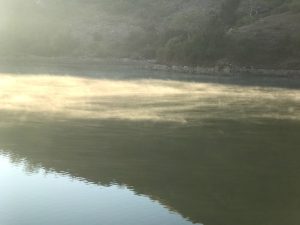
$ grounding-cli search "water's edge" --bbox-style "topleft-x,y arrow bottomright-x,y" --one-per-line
1,56 -> 300,78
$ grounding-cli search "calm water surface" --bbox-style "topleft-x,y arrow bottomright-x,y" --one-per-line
0,62 -> 299,225
0,156 -> 195,225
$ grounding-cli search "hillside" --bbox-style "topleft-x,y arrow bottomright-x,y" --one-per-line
228,11 -> 300,69
0,0 -> 299,69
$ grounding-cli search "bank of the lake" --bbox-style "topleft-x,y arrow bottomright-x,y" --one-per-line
1,56 -> 300,78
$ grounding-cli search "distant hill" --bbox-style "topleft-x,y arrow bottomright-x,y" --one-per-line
0,0 -> 299,69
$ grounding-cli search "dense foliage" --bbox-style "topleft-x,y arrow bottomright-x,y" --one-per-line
0,0 -> 299,68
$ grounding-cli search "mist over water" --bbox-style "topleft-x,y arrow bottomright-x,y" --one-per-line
1,0 -> 300,223
0,69 -> 300,225
0,73 -> 299,123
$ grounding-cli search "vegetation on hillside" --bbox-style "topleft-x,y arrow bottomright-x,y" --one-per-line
0,0 -> 299,69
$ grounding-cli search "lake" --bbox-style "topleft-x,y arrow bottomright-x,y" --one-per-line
0,61 -> 299,225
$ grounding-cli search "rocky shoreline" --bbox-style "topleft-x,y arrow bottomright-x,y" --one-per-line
1,56 -> 300,78
127,59 -> 300,78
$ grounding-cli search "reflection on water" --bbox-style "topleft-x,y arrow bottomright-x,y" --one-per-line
0,70 -> 300,225
0,155 -> 199,225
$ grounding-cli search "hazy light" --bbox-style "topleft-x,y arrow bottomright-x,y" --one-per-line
0,73 -> 299,122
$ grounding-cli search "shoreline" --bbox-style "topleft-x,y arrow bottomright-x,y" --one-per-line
1,55 -> 300,78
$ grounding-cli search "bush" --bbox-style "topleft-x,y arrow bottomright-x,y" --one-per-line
289,0 -> 300,12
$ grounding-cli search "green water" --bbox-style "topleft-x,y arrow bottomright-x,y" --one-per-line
0,63 -> 299,225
